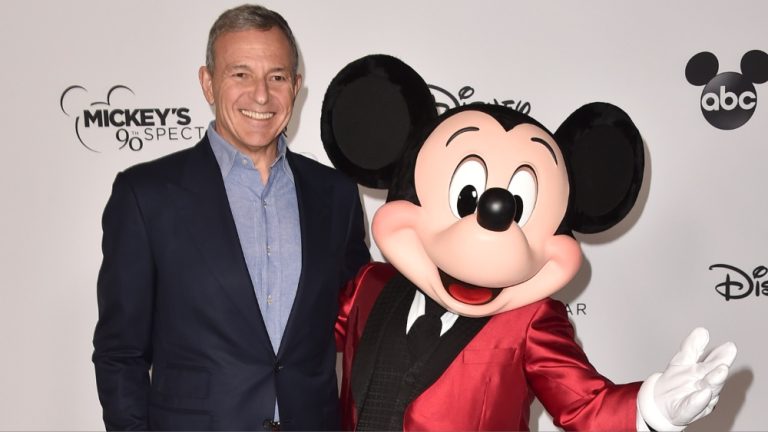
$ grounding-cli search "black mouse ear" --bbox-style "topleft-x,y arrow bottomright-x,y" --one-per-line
321,54 -> 437,189
555,102 -> 644,234
741,50 -> 768,84
686,51 -> 719,86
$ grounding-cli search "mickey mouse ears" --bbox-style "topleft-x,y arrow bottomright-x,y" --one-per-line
321,55 -> 645,236
555,102 -> 644,234
320,55 -> 437,189
686,50 -> 768,86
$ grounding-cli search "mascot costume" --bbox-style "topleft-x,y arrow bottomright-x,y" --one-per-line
324,55 -> 737,431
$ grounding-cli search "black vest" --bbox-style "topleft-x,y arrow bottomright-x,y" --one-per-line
352,273 -> 490,430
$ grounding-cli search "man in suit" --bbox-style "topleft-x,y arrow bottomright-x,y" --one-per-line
92,5 -> 370,430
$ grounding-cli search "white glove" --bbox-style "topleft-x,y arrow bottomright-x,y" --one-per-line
637,327 -> 737,431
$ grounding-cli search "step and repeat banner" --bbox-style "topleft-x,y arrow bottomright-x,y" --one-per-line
0,0 -> 764,430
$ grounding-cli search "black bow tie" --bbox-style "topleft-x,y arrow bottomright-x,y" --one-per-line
407,293 -> 446,360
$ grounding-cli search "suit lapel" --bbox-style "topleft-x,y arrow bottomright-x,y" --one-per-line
170,138 -> 273,354
276,151 -> 331,358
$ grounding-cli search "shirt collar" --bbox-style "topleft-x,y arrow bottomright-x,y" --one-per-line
207,121 -> 294,183
406,291 -> 459,337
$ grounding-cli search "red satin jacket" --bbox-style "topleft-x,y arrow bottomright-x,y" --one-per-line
336,263 -> 641,431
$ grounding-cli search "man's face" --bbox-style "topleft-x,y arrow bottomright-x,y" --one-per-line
199,28 -> 302,155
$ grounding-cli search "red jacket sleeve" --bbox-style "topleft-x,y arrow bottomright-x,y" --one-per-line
335,262 -> 397,430
524,299 -> 641,431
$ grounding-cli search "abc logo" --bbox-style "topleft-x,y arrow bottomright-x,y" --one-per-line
685,50 -> 768,130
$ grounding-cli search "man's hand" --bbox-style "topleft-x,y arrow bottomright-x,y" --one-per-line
637,327 -> 737,431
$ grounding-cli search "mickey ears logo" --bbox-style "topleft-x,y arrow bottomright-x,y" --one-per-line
60,85 -> 135,152
686,50 -> 768,130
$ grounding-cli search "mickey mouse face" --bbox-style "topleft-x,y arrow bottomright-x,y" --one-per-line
372,109 -> 582,316
322,55 -> 644,317
686,50 -> 768,130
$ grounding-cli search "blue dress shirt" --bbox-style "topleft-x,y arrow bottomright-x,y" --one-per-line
207,123 -> 302,420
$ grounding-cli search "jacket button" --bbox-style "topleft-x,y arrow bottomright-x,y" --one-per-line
274,362 -> 283,372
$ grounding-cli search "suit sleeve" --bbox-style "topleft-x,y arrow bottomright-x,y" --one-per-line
335,184 -> 371,350
524,300 -> 642,431
92,172 -> 155,430
343,184 -> 371,284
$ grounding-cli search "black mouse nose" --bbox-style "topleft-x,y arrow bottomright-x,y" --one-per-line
476,187 -> 516,232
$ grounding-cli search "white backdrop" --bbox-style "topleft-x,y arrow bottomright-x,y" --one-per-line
0,0 -> 765,430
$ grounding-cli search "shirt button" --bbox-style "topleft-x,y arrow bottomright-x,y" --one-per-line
267,294 -> 273,305
262,200 -> 268,207
266,245 -> 271,256
241,158 -> 248,166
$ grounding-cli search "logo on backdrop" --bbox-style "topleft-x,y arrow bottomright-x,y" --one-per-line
685,50 -> 768,130
565,303 -> 587,317
709,263 -> 768,301
59,84 -> 206,153
428,84 -> 532,115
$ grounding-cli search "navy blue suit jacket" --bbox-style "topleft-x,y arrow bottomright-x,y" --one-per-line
93,137 -> 370,430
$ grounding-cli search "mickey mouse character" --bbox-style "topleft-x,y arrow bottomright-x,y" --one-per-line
326,55 -> 736,431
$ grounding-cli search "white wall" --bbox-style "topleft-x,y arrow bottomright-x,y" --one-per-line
0,0 -> 764,430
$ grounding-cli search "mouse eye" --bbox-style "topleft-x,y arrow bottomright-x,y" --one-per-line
449,156 -> 487,219
507,166 -> 537,227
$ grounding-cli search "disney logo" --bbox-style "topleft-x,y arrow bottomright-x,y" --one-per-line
709,263 -> 768,301
428,84 -> 532,115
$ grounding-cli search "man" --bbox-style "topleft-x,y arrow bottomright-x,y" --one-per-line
93,4 -> 370,430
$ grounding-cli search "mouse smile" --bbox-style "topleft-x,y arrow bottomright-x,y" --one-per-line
439,269 -> 504,305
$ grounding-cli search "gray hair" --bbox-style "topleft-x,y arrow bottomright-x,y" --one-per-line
205,4 -> 299,76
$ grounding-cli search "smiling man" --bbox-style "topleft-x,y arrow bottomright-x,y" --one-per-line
199,21 -> 301,184
93,5 -> 370,431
